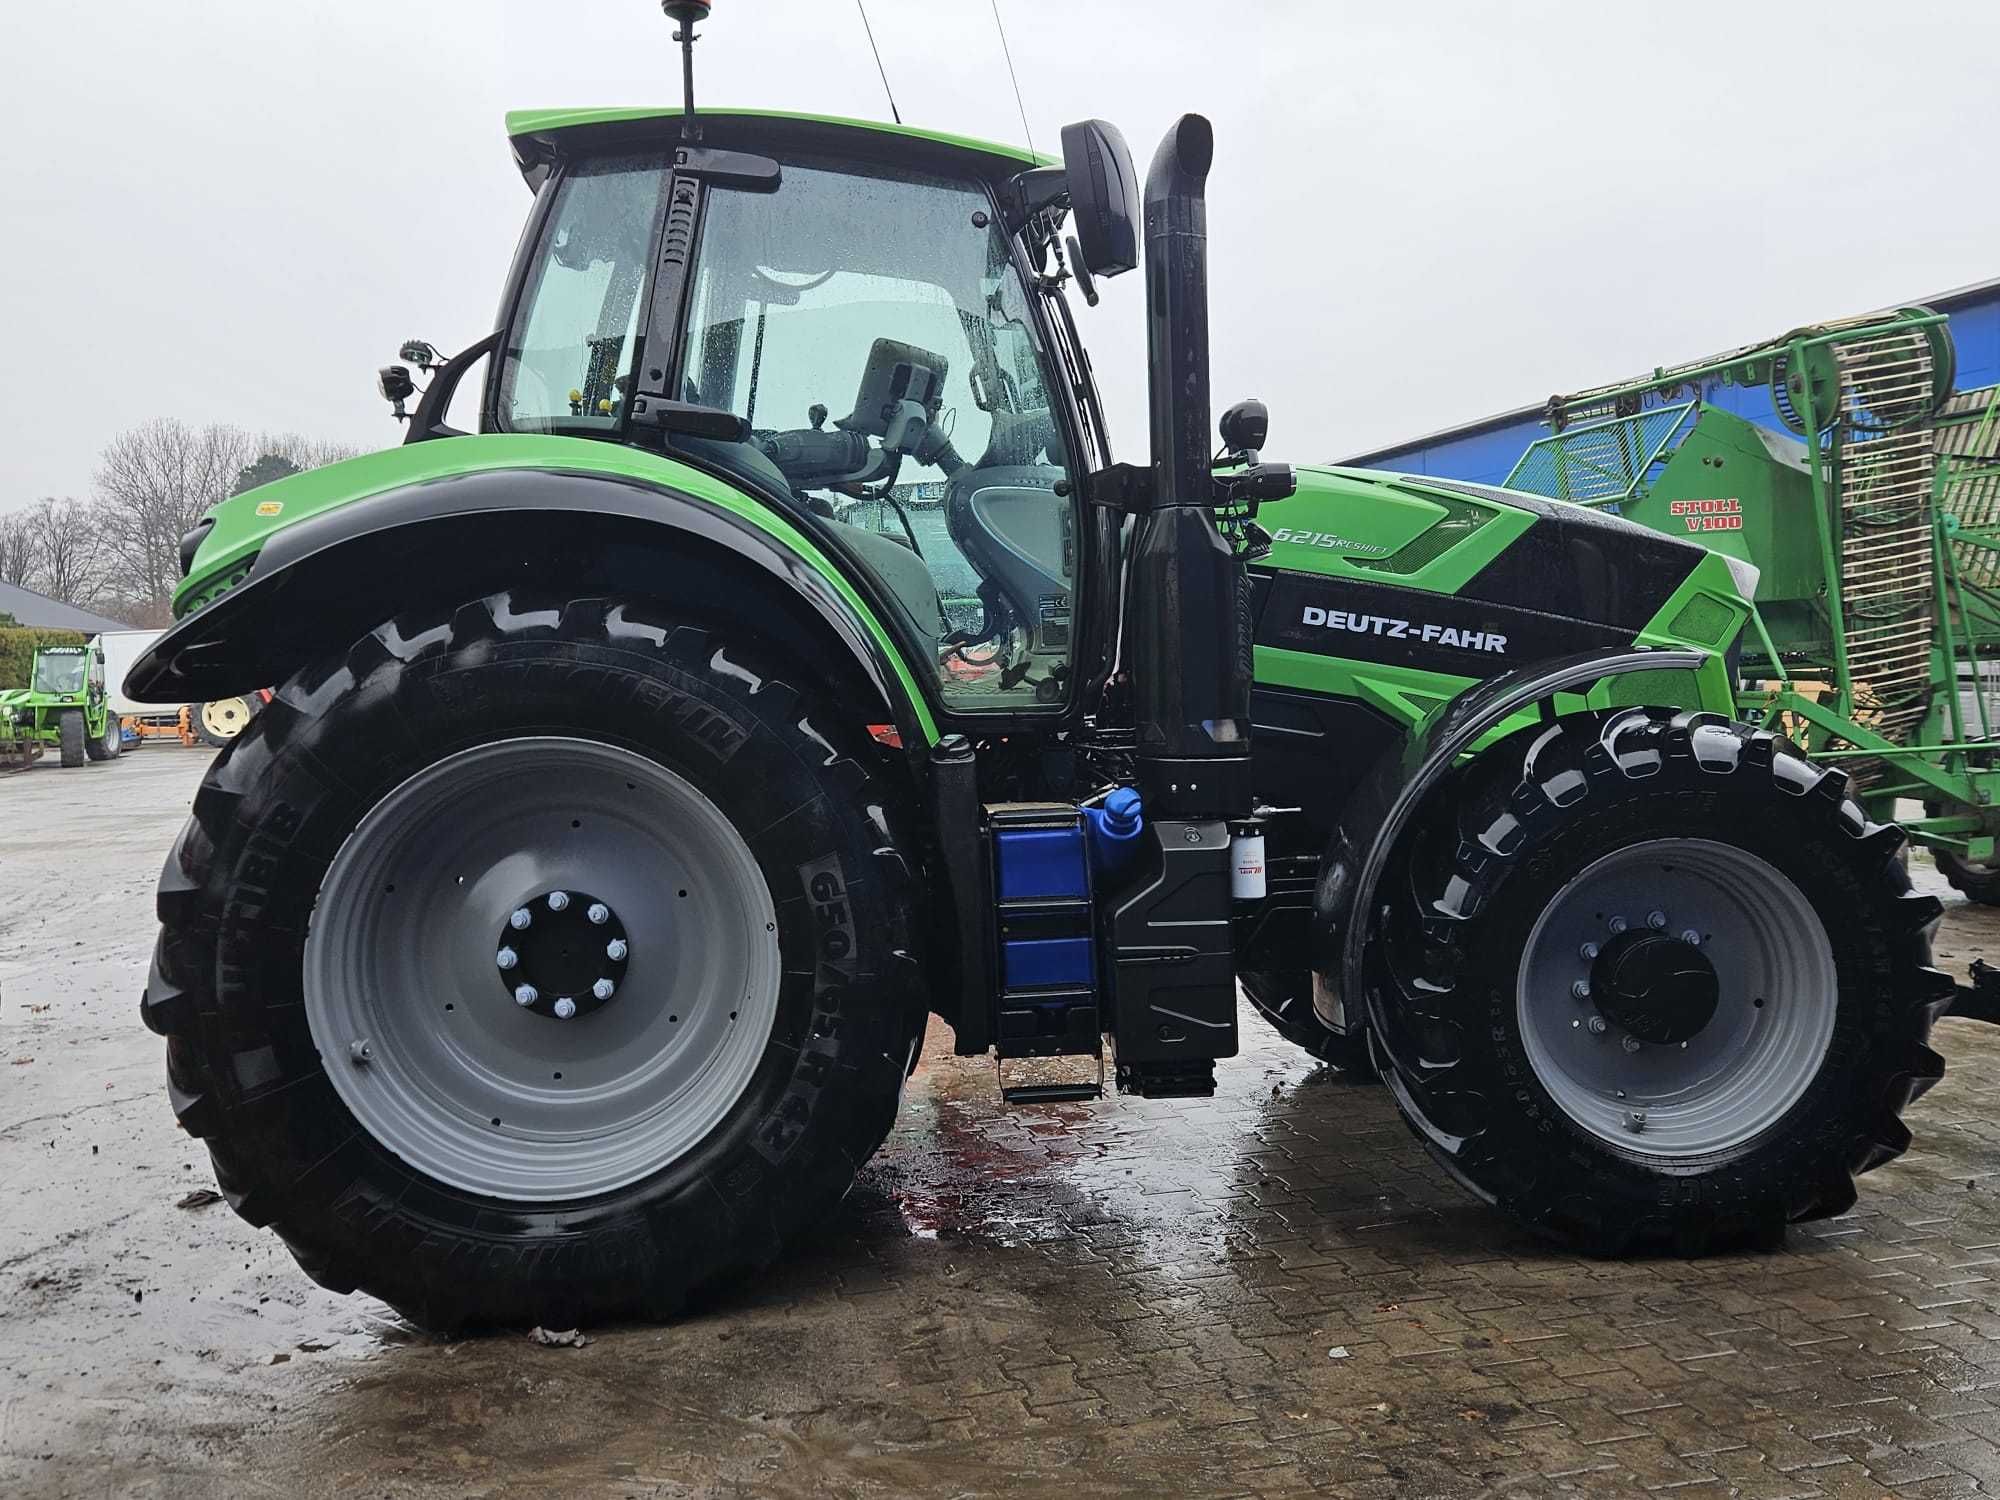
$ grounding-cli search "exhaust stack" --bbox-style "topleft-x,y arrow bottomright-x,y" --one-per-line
1126,114 -> 1252,820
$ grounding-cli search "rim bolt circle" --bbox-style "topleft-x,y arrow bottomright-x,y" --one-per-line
1587,1015 -> 1609,1035
592,978 -> 615,1001
1647,909 -> 1668,930
1571,980 -> 1591,1000
1622,1034 -> 1642,1053
1681,928 -> 1701,946
514,983 -> 539,1007
1579,942 -> 1599,961
606,937 -> 629,961
587,902 -> 610,925
553,996 -> 577,1020
496,946 -> 518,970
1607,915 -> 1628,934
510,907 -> 533,931
546,890 -> 570,912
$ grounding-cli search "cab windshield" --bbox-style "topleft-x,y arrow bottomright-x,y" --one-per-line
32,653 -> 87,694
676,158 -> 1079,710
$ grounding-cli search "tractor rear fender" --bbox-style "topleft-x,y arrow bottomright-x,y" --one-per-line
124,466 -> 938,756
1310,647 -> 1710,1032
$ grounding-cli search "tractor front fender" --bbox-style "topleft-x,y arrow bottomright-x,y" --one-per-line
125,464 -> 939,751
1311,646 -> 1711,1031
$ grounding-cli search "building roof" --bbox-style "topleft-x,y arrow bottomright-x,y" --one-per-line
0,581 -> 129,634
1342,273 -> 2000,467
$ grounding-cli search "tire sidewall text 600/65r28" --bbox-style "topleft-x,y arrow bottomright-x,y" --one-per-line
143,592 -> 925,1329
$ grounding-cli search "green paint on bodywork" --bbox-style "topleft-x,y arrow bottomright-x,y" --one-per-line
503,106 -> 1055,170
1256,466 -> 1537,595
179,435 -> 940,742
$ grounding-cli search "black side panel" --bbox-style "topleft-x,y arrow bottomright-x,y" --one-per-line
1417,478 -> 1705,631
1250,687 -> 1401,859
1254,572 -> 1630,678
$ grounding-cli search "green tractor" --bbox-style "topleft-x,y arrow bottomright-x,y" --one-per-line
0,641 -> 121,768
129,6 -> 1951,1330
1503,310 -> 2000,902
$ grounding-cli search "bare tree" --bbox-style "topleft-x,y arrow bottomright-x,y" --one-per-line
0,510 -> 33,587
18,496 -> 107,607
257,431 -> 361,473
93,419 -> 254,617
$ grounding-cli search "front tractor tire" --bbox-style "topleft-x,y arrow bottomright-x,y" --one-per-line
58,709 -> 86,767
143,592 -> 924,1330
1370,708 -> 1952,1255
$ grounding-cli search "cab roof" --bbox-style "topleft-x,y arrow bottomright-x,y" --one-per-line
504,106 -> 1056,190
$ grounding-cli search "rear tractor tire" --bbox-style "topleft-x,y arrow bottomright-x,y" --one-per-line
143,592 -> 925,1330
1369,707 -> 1952,1255
58,709 -> 85,767
84,716 -> 120,762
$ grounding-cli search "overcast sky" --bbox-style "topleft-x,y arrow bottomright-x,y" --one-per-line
4,0 -> 1998,507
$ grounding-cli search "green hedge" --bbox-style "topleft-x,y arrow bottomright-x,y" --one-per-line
0,627 -> 88,689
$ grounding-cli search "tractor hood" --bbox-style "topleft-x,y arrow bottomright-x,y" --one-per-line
1249,465 -> 1753,675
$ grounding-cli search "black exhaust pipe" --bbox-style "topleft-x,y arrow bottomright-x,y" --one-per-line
1126,114 -> 1252,820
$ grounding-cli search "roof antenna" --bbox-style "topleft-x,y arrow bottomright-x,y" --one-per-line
854,0 -> 902,125
662,0 -> 709,141
988,0 -> 1034,158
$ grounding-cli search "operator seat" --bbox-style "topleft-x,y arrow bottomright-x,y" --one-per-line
673,432 -> 947,651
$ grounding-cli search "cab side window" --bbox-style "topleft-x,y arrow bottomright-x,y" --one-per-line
679,161 -> 1075,710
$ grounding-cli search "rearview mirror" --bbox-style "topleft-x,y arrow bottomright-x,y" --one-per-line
1060,119 -> 1139,278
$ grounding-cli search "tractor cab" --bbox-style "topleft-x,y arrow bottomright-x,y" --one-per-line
476,111 -> 1115,715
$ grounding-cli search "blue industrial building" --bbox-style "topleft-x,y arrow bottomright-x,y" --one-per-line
1344,277 -> 2000,485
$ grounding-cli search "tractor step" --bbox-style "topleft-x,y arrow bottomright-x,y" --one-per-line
996,1050 -> 1103,1106
1115,1060 -> 1218,1098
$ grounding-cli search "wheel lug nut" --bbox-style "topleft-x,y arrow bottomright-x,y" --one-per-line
1571,980 -> 1591,1000
1607,915 -> 1628,934
514,983 -> 539,1007
553,996 -> 577,1020
606,938 -> 629,961
1622,1035 -> 1642,1053
1680,929 -> 1701,946
587,902 -> 610,925
496,946 -> 518,970
1647,910 -> 1668,930
1586,1015 -> 1609,1035
546,891 -> 570,912
510,907 -> 533,931
1579,942 -> 1599,961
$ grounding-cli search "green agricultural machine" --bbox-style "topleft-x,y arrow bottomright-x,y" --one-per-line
129,5 -> 1956,1330
1505,310 -> 2000,901
0,640 -> 121,768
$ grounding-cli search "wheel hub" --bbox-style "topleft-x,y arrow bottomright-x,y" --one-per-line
497,889 -> 630,1021
1590,929 -> 1718,1045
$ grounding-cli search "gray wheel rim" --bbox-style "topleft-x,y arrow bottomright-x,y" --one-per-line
304,737 -> 782,1201
1517,838 -> 1837,1158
